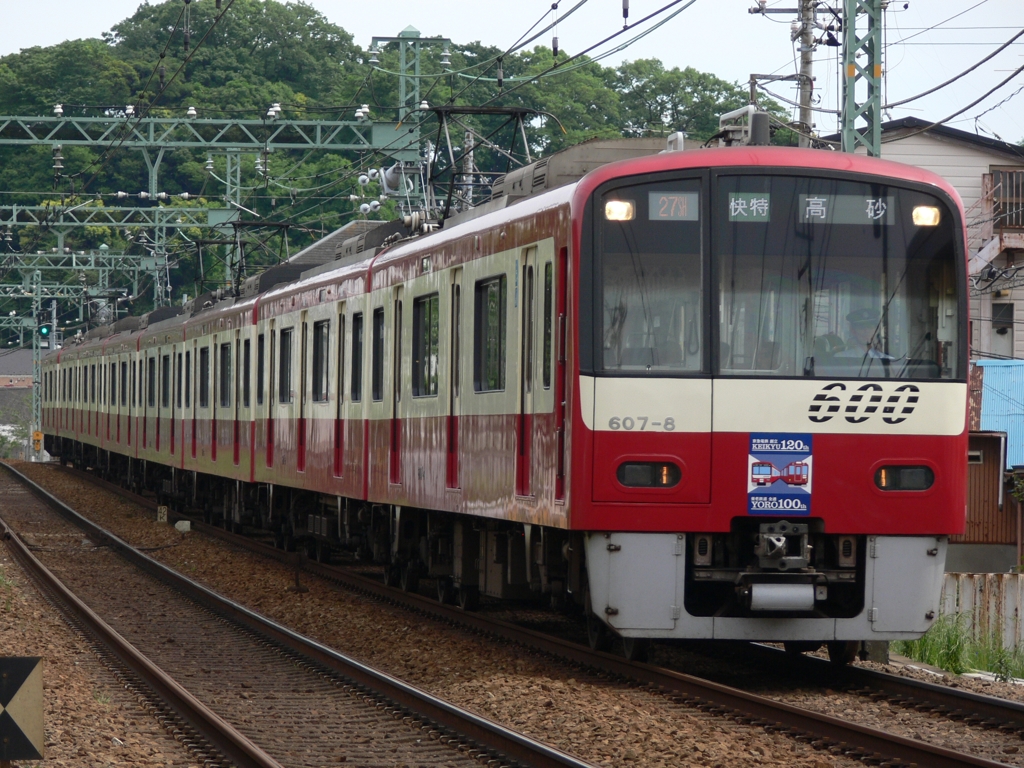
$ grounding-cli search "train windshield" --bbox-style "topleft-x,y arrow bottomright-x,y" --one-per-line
598,178 -> 704,372
716,174 -> 960,380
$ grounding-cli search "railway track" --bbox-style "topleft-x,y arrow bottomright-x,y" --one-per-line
37,462 -> 1024,767
0,462 -> 596,768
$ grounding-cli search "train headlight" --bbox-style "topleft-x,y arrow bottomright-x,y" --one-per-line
875,465 -> 934,491
912,206 -> 941,226
617,462 -> 681,488
604,200 -> 635,221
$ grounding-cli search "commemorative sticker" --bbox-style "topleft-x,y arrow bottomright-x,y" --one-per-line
747,433 -> 813,515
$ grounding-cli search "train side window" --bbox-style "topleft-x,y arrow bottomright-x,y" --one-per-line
147,357 -> 156,407
312,320 -> 329,402
109,363 -> 116,405
184,351 -> 191,408
121,361 -> 128,407
243,339 -> 251,408
278,328 -> 293,403
162,354 -> 171,408
256,334 -> 265,405
371,307 -> 385,402
176,352 -> 183,408
199,347 -> 210,408
351,313 -> 364,402
474,275 -> 507,392
543,262 -> 553,389
219,342 -> 232,408
413,293 -> 440,397
336,313 -> 346,410
90,364 -> 96,403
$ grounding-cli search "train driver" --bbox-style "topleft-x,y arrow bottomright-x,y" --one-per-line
836,307 -> 893,361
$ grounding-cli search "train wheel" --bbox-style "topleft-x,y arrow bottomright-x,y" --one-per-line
436,577 -> 455,605
827,641 -> 860,665
621,637 -> 650,663
399,564 -> 420,594
457,585 -> 479,611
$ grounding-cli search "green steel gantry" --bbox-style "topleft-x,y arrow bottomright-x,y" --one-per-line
841,0 -> 883,157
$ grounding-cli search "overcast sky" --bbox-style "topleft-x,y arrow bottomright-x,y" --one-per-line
2,0 -> 1022,144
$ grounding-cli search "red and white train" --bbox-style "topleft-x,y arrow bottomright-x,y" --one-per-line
42,139 -> 968,661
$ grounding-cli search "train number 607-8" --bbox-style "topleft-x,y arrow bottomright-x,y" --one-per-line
607,416 -> 675,431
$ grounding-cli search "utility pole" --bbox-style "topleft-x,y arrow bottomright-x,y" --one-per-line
797,0 -> 816,147
749,1 -> 818,147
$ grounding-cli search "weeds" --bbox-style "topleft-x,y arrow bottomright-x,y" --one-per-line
893,613 -> 1024,680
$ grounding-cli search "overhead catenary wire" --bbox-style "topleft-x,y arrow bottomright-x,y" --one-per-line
882,60 -> 1024,145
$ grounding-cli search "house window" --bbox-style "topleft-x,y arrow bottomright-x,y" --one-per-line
312,320 -> 330,402
278,328 -> 293,403
474,275 -> 507,392
968,450 -> 984,465
413,293 -> 440,397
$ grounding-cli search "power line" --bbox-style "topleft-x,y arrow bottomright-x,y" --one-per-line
882,27 -> 1024,109
881,60 -> 1024,145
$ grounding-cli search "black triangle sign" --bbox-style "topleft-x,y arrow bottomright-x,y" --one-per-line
0,658 -> 38,709
0,709 -> 42,760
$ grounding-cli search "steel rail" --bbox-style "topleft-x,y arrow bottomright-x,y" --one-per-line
49,463 -> 1016,768
0,467 -> 284,768
3,462 -> 597,768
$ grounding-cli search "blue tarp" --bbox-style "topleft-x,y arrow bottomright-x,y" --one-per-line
976,359 -> 1024,468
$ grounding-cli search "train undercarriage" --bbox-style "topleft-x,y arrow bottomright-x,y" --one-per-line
46,436 -> 939,664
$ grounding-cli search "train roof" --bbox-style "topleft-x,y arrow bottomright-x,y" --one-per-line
45,141 -> 966,361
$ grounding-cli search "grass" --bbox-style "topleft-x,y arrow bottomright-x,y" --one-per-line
892,613 -> 1024,680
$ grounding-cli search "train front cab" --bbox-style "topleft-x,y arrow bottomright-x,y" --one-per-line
574,151 -> 967,644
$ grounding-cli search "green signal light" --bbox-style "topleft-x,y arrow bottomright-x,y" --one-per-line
38,324 -> 50,337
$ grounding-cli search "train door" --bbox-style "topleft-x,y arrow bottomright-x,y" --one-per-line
298,312 -> 308,472
446,269 -> 462,489
516,247 -> 537,497
267,319 -> 276,468
389,287 -> 403,485
333,303 -> 346,477
233,330 -> 241,466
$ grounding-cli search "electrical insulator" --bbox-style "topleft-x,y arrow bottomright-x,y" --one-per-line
116,191 -> 128,200
159,65 -> 166,88
53,104 -> 63,117
368,168 -> 379,180
359,203 -> 371,215
497,58 -> 504,89
125,104 -> 135,117
552,36 -> 558,56
623,0 -> 629,25
369,200 -> 381,212
358,174 -> 369,186
183,30 -> 190,53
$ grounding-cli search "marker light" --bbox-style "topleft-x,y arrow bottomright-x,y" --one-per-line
604,200 -> 635,221
912,206 -> 941,226
617,462 -> 681,488
875,465 -> 934,491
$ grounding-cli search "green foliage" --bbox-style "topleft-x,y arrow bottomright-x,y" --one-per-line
0,390 -> 31,460
892,613 -> 1024,680
0,0 -> 792,309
